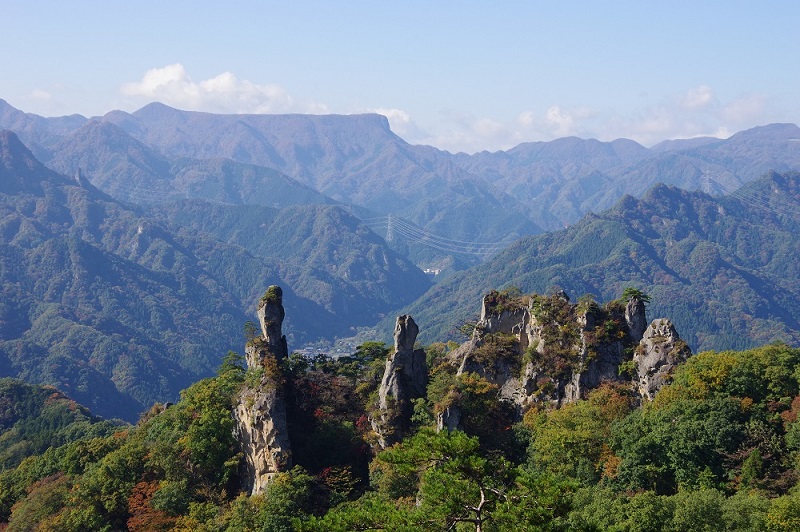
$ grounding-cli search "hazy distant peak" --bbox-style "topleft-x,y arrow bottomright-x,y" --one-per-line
132,101 -> 183,120
649,136 -> 720,153
0,130 -> 70,192
1,130 -> 44,171
726,123 -> 800,143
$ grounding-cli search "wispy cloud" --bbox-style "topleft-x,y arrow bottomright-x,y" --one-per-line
679,85 -> 716,109
372,107 -> 429,141
412,85 -> 779,152
30,89 -> 53,102
120,63 -> 326,114
610,87 -> 771,145
116,70 -> 779,152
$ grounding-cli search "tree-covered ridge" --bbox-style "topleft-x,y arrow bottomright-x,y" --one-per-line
2,319 -> 800,529
150,200 -> 431,325
0,378 -> 122,471
401,171 -> 800,353
0,130 -> 278,420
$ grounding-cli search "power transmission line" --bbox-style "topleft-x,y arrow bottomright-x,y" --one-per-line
362,215 -> 517,256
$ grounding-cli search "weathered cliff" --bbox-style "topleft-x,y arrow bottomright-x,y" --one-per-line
233,286 -> 292,495
442,289 -> 690,427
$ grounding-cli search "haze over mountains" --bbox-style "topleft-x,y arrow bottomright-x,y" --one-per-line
0,129 -> 427,419
2,98 -> 800,418
4,99 -> 800,258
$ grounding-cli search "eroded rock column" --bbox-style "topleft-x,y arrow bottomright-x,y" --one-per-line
372,315 -> 427,448
234,286 -> 292,494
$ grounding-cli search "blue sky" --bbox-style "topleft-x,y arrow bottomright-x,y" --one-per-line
2,1 -> 798,152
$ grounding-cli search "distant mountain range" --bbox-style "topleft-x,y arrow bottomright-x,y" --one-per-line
3,99 -> 799,238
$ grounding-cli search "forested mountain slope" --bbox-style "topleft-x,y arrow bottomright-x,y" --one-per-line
400,171 -> 800,352
150,201 -> 431,324
96,104 -> 540,254
0,131 -> 429,420
2,296 -> 800,529
0,130 -> 281,419
3,99 -> 800,266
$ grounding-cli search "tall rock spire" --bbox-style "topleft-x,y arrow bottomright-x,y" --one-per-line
625,295 -> 647,344
234,286 -> 292,495
371,315 -> 428,448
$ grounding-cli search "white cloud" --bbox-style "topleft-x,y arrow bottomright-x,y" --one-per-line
420,86 -> 776,152
544,105 -> 594,137
426,110 -> 525,153
721,94 -> 766,125
680,85 -> 715,109
116,70 -> 777,152
373,107 -> 418,136
120,63 -> 326,114
30,89 -> 53,101
14,87 -> 70,117
590,87 -> 764,146
513,106 -> 595,142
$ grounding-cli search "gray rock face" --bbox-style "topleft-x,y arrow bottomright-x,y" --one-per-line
480,300 -> 530,340
447,291 -> 692,425
563,340 -> 627,403
625,296 -> 647,344
254,286 -> 288,362
372,315 -> 428,447
234,373 -> 291,495
234,286 -> 292,494
634,318 -> 691,400
436,405 -> 462,433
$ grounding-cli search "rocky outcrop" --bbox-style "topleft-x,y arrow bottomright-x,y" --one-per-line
633,318 -> 691,400
234,286 -> 292,495
372,315 -> 428,448
445,290 -> 692,426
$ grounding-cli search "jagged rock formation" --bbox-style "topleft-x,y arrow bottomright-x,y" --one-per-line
634,318 -> 691,400
372,315 -> 428,448
442,289 -> 691,428
234,286 -> 292,495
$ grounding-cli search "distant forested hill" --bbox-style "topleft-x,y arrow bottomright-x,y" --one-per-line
0,378 -> 123,470
3,98 -> 800,353
400,171 -> 800,353
451,123 -> 800,230
149,201 -> 431,326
